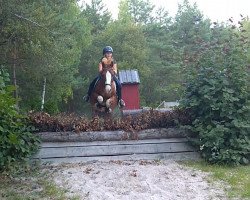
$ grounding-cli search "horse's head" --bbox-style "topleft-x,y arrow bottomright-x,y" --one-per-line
100,69 -> 115,93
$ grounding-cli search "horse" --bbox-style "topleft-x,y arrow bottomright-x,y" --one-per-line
90,68 -> 118,118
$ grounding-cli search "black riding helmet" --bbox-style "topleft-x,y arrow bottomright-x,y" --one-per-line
103,46 -> 113,55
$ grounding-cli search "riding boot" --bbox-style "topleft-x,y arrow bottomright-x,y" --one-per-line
84,76 -> 100,102
113,76 -> 125,108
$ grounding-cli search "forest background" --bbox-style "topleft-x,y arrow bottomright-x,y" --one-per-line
1,0 -> 250,115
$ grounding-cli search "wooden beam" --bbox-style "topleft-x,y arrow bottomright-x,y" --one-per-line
34,152 -> 200,164
35,128 -> 191,142
41,138 -> 189,148
34,139 -> 195,159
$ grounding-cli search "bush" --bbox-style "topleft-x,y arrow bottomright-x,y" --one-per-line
182,67 -> 250,164
180,24 -> 250,165
0,68 -> 40,171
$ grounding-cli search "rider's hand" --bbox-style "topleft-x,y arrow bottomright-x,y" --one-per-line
102,57 -> 108,64
102,57 -> 112,65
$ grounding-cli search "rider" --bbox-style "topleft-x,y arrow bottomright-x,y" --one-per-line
83,46 -> 125,108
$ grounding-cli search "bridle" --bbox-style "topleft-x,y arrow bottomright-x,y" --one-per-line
104,70 -> 112,86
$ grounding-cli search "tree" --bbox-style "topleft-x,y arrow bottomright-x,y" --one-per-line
241,18 -> 250,91
70,0 -> 150,112
65,0 -> 112,113
156,0 -> 211,103
127,0 -> 155,25
142,8 -> 180,104
1,0 -> 91,113
118,0 -> 133,23
172,0 -> 211,48
97,2 -> 150,106
80,0 -> 112,35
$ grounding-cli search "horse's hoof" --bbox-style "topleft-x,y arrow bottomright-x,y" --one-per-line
97,96 -> 103,103
106,108 -> 112,113
119,99 -> 126,108
106,99 -> 111,107
95,102 -> 102,109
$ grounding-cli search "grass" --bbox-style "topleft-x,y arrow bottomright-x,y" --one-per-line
183,161 -> 250,199
0,163 -> 80,200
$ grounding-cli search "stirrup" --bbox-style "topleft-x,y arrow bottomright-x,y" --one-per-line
119,99 -> 125,108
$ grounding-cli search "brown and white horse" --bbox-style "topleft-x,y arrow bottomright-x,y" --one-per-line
90,69 -> 118,117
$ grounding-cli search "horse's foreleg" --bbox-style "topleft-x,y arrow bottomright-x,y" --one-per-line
97,95 -> 103,104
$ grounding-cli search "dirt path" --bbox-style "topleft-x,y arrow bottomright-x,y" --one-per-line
49,160 -> 228,200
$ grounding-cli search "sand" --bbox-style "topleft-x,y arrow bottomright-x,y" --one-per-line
46,160 -> 230,200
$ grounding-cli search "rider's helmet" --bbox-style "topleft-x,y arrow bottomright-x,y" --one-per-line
103,46 -> 113,55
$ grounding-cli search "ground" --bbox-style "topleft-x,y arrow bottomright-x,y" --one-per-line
49,160 -> 230,200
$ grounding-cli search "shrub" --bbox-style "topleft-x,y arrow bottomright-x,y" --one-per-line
180,24 -> 250,165
0,68 -> 40,171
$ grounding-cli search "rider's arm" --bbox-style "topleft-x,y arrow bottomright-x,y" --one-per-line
98,62 -> 103,73
113,63 -> 117,75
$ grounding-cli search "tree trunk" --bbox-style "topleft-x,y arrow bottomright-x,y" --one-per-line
12,38 -> 18,107
41,77 -> 46,111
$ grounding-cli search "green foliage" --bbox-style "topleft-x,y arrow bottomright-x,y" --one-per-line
1,0 -> 91,113
127,0 -> 155,25
77,1 -> 150,109
118,0 -> 133,23
143,21 -> 182,104
1,0 -> 250,117
81,0 -> 112,35
0,68 -> 40,171
66,0 -> 111,113
180,23 -> 250,165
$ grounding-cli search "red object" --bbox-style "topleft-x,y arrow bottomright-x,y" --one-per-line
119,69 -> 140,110
122,84 -> 140,110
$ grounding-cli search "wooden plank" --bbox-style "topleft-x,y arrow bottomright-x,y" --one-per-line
35,130 -> 124,142
41,138 -> 188,148
34,142 -> 195,159
34,152 -> 200,164
35,128 -> 191,142
137,128 -> 189,140
122,108 -> 175,116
